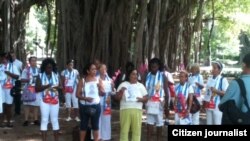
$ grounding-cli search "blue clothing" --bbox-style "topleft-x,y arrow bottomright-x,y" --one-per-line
220,75 -> 250,113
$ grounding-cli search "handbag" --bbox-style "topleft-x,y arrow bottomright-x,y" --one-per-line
22,86 -> 36,102
85,106 -> 96,116
219,79 -> 250,125
188,95 -> 201,114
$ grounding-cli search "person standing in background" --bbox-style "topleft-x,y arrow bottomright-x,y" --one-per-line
61,60 -> 80,122
174,70 -> 194,125
164,65 -> 175,125
21,57 -> 40,126
9,50 -> 23,116
97,64 -> 116,141
0,53 -> 20,128
188,64 -> 204,125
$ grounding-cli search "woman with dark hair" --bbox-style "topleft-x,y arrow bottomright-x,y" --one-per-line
61,60 -> 80,122
35,58 -> 61,141
121,61 -> 142,82
203,61 -> 229,125
145,58 -> 168,141
0,52 -> 20,128
76,63 -> 104,141
116,63 -> 148,141
21,56 -> 40,126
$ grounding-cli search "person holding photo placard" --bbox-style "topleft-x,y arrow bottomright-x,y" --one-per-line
35,58 -> 61,141
145,58 -> 169,141
203,61 -> 229,125
76,63 -> 105,141
116,63 -> 148,141
95,64 -> 116,141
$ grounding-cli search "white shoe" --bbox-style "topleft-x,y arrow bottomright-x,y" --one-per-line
75,117 -> 80,122
66,117 -> 72,121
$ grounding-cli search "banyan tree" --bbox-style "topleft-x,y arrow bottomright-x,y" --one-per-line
0,0 -> 206,74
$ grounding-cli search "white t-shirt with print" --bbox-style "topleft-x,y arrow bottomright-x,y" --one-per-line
117,81 -> 147,110
204,75 -> 229,109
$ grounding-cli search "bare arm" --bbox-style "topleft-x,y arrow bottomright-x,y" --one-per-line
5,71 -> 19,79
35,76 -> 50,92
114,87 -> 126,101
187,93 -> 193,112
137,95 -> 148,103
76,78 -> 85,100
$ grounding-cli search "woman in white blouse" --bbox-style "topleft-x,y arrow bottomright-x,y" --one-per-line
203,61 -> 229,125
116,64 -> 148,141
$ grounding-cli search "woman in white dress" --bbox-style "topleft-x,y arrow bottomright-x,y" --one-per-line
97,64 -> 115,141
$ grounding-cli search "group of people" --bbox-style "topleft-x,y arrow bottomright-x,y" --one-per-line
0,50 -> 250,141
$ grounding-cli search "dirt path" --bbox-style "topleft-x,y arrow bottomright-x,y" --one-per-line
0,107 -> 168,141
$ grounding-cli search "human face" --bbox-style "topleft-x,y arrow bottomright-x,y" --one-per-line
129,70 -> 138,83
150,63 -> 159,74
1,56 -> 8,64
10,52 -> 16,60
211,63 -> 220,76
67,62 -> 74,70
29,58 -> 37,67
190,67 -> 198,75
87,64 -> 97,76
94,60 -> 100,69
45,64 -> 53,74
179,72 -> 188,84
99,64 -> 107,75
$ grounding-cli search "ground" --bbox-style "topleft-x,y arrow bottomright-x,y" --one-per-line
0,107 -> 171,141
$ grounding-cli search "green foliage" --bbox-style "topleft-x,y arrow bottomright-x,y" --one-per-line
239,31 -> 250,61
200,0 -> 250,63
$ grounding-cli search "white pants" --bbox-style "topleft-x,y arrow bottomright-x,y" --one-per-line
91,105 -> 111,140
0,86 -> 2,113
174,113 -> 192,125
40,100 -> 59,131
2,88 -> 13,104
99,105 -> 111,140
206,109 -> 222,125
65,92 -> 79,108
146,111 -> 164,127
191,111 -> 200,125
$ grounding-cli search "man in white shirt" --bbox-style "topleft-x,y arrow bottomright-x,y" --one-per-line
9,50 -> 23,116
10,50 -> 23,73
